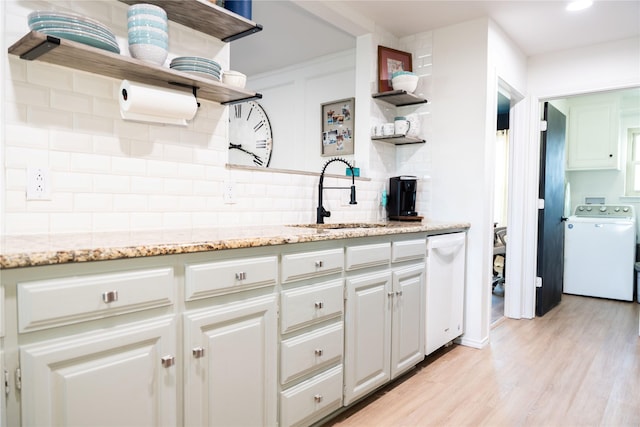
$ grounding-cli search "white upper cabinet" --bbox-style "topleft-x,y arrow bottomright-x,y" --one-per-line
567,100 -> 620,170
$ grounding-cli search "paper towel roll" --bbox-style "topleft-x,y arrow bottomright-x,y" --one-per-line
119,80 -> 198,126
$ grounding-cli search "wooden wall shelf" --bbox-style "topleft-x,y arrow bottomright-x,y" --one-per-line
118,0 -> 262,42
371,135 -> 425,145
8,32 -> 261,105
372,90 -> 428,107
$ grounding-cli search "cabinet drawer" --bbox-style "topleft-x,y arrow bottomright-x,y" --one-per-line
280,322 -> 343,384
280,279 -> 343,334
18,267 -> 174,333
345,242 -> 390,270
280,365 -> 343,427
392,238 -> 426,262
281,248 -> 343,283
185,255 -> 278,300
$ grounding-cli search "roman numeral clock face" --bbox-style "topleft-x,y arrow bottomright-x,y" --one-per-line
228,101 -> 273,168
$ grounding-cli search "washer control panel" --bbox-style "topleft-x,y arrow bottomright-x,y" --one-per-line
574,204 -> 635,218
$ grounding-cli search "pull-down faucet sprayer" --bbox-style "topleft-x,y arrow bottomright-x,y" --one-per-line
317,158 -> 357,224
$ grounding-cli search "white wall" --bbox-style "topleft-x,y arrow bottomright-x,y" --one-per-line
430,18 -> 491,348
247,49 -> 356,172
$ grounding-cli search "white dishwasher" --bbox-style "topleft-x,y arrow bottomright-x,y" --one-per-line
425,232 -> 466,355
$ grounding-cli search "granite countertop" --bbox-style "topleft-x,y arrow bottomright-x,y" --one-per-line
0,221 -> 470,269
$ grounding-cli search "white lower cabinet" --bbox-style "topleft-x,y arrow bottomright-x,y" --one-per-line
183,294 -> 277,427
20,315 -> 177,426
343,263 -> 425,405
2,231 -> 464,426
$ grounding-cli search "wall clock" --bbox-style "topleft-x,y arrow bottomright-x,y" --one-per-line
228,101 -> 273,168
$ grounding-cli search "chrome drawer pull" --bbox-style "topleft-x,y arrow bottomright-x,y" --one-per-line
102,290 -> 118,304
315,349 -> 323,356
161,355 -> 175,368
192,347 -> 205,358
315,260 -> 323,268
314,394 -> 323,403
314,301 -> 324,309
235,272 -> 246,280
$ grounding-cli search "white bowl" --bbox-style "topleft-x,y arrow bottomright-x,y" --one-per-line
391,74 -> 419,93
129,43 -> 168,65
222,70 -> 246,88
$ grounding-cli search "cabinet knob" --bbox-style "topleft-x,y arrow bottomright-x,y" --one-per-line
387,292 -> 395,298
396,290 -> 403,297
315,260 -> 324,268
192,347 -> 205,358
314,394 -> 323,403
314,348 -> 324,356
314,301 -> 324,309
102,290 -> 118,304
161,355 -> 175,368
235,272 -> 246,280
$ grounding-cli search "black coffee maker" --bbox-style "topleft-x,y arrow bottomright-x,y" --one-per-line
387,176 -> 419,220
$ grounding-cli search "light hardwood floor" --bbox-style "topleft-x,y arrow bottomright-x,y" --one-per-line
324,295 -> 640,426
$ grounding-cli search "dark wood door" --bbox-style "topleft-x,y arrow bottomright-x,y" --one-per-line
536,102 -> 566,316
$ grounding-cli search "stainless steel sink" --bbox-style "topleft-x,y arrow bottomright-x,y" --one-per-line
289,222 -> 391,230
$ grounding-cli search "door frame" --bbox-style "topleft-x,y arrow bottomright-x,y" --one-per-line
508,83 -> 639,319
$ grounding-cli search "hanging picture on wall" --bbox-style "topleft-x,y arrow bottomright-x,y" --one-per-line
321,97 -> 355,157
377,46 -> 413,92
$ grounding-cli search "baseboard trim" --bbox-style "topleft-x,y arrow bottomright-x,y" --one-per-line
456,335 -> 489,349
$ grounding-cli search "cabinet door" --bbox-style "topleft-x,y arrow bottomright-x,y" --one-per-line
391,263 -> 425,379
20,315 -> 177,427
567,101 -> 619,170
343,270 -> 392,405
426,233 -> 466,355
184,294 -> 277,427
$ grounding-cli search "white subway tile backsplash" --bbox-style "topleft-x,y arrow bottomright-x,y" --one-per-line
4,212 -> 50,234
130,212 -> 163,230
51,89 -> 93,114
50,130 -> 93,153
131,176 -> 164,194
111,157 -> 147,176
93,174 -> 130,194
74,113 -> 115,136
74,73 -> 114,98
4,124 -> 48,149
3,0 -> 421,236
74,193 -> 113,212
26,62 -> 73,91
70,153 -> 111,173
50,212 -> 92,233
6,81 -> 49,107
27,106 -> 73,130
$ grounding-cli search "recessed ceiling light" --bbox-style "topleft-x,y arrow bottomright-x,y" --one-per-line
567,0 -> 593,11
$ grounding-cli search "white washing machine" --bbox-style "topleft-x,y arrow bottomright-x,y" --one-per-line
564,204 -> 636,301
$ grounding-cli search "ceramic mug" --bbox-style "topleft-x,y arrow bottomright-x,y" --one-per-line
394,116 -> 411,135
406,113 -> 420,137
382,122 -> 395,136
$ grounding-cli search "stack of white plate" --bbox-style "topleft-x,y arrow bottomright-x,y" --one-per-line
127,3 -> 168,65
28,10 -> 120,54
170,57 -> 221,81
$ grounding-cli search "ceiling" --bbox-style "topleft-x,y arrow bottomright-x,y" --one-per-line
231,0 -> 640,77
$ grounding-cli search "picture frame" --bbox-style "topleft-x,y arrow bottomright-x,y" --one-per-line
377,45 -> 413,93
321,97 -> 355,157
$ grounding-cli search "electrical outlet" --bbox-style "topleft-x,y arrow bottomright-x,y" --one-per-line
223,180 -> 235,204
26,167 -> 51,200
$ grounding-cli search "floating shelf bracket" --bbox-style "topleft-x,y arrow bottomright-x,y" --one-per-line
20,35 -> 60,60
168,81 -> 202,107
222,24 -> 263,42
221,93 -> 263,105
